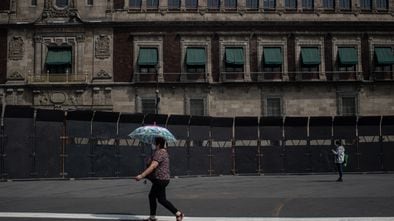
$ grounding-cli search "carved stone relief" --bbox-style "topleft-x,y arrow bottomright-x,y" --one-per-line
95,35 -> 111,59
7,72 -> 24,81
8,37 -> 24,60
94,70 -> 112,80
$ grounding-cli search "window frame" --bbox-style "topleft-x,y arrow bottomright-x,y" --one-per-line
337,93 -> 358,116
263,96 -> 283,117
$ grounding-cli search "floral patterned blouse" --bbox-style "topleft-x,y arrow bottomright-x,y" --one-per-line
152,149 -> 170,180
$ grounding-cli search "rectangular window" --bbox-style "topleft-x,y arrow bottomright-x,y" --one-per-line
138,48 -> 158,73
376,0 -> 388,9
190,99 -> 205,116
266,97 -> 282,117
225,47 -> 244,73
168,0 -> 181,9
302,0 -> 314,9
114,0 -> 125,9
31,0 -> 37,6
146,0 -> 159,9
87,0 -> 93,5
225,0 -> 237,9
45,47 -> 72,74
185,0 -> 198,9
285,0 -> 297,9
323,0 -> 334,8
129,0 -> 141,8
246,0 -> 259,9
341,96 -> 357,116
208,0 -> 220,9
339,0 -> 351,9
264,0 -> 276,9
360,0 -> 371,9
142,98 -> 157,114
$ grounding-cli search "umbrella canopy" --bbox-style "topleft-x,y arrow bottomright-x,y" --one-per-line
128,125 -> 177,144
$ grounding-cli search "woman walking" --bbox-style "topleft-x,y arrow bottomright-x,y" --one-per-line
135,137 -> 184,221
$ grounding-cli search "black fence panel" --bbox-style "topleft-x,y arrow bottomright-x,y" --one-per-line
144,114 -> 168,127
285,146 -> 311,173
260,117 -> 283,140
167,115 -> 190,140
211,117 -> 233,141
382,142 -> 394,171
188,146 -> 210,175
235,146 -> 258,174
92,111 -> 119,138
333,116 -> 357,139
284,117 -> 308,139
35,109 -> 64,178
343,144 -> 358,172
3,106 -> 35,179
234,117 -> 258,140
65,110 -> 94,178
358,143 -> 383,171
310,146 -> 335,172
261,145 -> 285,173
212,147 -> 232,175
65,144 -> 91,178
118,146 -> 145,177
168,146 -> 189,176
91,144 -> 118,177
309,117 -> 332,139
358,116 -> 381,136
118,113 -> 144,138
189,116 -> 211,140
382,116 -> 394,135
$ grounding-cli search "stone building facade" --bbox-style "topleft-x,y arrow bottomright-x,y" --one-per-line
0,0 -> 394,117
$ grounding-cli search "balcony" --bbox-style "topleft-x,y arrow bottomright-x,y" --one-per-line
372,71 -> 394,81
28,74 -> 88,84
331,71 -> 363,81
221,72 -> 245,82
133,72 -> 209,83
251,72 -> 285,82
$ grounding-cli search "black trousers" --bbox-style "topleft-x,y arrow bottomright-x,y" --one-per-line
336,163 -> 343,179
149,179 -> 178,216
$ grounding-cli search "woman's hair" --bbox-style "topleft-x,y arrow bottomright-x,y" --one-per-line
155,137 -> 166,149
335,140 -> 342,146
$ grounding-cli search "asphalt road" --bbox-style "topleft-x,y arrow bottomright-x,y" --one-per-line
0,174 -> 394,220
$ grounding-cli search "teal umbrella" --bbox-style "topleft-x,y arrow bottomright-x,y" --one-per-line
128,125 -> 176,144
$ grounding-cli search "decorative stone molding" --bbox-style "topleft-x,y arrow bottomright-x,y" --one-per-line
8,36 -> 24,60
7,72 -> 24,81
40,0 -> 79,23
95,35 -> 111,59
50,92 -> 67,104
93,70 -> 112,80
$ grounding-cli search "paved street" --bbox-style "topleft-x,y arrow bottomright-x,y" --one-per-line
0,174 -> 394,220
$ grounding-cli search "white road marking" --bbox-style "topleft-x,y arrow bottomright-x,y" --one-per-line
0,212 -> 393,221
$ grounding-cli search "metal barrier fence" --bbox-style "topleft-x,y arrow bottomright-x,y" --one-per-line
1,105 -> 393,179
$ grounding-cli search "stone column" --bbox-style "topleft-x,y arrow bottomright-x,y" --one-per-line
33,35 -> 43,76
76,35 -> 85,76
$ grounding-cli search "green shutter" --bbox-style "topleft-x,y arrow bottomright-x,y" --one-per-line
301,47 -> 321,65
45,49 -> 72,65
186,48 -> 206,65
375,47 -> 394,65
138,48 -> 158,65
225,48 -> 244,65
263,48 -> 283,65
338,47 -> 358,65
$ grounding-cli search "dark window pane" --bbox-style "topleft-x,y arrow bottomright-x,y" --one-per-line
285,0 -> 297,8
323,0 -> 334,8
340,0 -> 351,9
360,0 -> 371,9
168,0 -> 181,9
266,98 -> 282,117
147,0 -> 159,8
190,99 -> 205,116
342,97 -> 356,116
114,0 -> 125,9
376,0 -> 388,9
246,0 -> 259,8
208,0 -> 220,9
32,0 -> 37,6
142,99 -> 157,114
56,0 -> 69,7
225,0 -> 237,8
302,0 -> 314,9
185,0 -> 198,8
129,0 -> 141,8
264,0 -> 276,8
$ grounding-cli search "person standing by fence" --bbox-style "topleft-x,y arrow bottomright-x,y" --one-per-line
332,140 -> 345,182
135,137 -> 184,221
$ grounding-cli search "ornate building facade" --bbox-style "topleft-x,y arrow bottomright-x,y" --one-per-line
0,0 -> 394,117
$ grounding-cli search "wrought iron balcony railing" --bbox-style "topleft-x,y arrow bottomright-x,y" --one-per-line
28,74 -> 88,84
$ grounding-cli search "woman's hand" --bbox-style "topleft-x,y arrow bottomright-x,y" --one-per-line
135,174 -> 143,181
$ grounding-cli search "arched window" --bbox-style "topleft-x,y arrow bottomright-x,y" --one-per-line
55,0 -> 69,8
